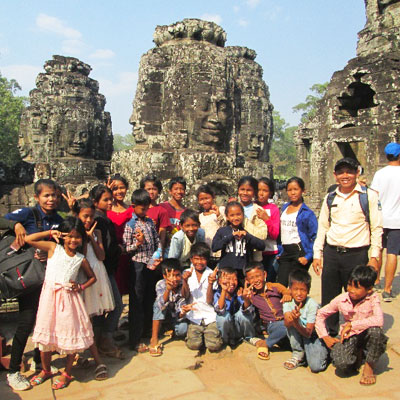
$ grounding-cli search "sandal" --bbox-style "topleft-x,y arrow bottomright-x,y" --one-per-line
99,346 -> 126,360
52,371 -> 72,390
283,357 -> 305,370
135,343 -> 149,353
74,354 -> 90,368
95,364 -> 108,381
30,369 -> 54,386
257,346 -> 270,360
149,344 -> 163,357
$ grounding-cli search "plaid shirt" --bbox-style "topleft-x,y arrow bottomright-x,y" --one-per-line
155,279 -> 186,318
123,214 -> 160,263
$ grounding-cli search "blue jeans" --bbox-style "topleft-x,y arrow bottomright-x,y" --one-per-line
287,326 -> 328,372
262,320 -> 287,348
216,309 -> 255,344
152,301 -> 188,337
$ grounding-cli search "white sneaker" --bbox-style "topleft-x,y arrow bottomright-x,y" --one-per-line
30,360 -> 58,374
6,371 -> 31,391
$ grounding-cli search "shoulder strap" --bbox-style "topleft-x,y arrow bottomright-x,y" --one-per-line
31,207 -> 44,232
359,186 -> 370,225
326,191 -> 337,224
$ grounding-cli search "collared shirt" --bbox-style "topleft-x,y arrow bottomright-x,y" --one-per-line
185,266 -> 216,325
213,289 -> 246,315
155,279 -> 186,319
315,292 -> 383,339
313,184 -> 383,259
250,284 -> 285,323
123,214 -> 160,264
5,204 -> 63,234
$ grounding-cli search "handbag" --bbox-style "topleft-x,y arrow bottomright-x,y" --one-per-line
0,208 -> 46,299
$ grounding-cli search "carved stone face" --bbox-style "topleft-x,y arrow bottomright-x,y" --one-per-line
67,124 -> 90,156
62,111 -> 91,156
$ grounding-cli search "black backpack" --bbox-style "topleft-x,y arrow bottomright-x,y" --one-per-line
0,208 -> 46,300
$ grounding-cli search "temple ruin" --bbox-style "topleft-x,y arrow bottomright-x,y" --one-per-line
295,0 -> 400,210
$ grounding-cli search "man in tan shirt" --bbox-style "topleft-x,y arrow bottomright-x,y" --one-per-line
313,157 -> 383,335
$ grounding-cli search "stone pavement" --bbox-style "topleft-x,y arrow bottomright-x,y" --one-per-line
0,267 -> 399,400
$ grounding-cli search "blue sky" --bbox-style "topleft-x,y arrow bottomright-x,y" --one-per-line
0,0 -> 366,136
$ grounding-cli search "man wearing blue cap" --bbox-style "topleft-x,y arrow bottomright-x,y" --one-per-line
371,142 -> 400,301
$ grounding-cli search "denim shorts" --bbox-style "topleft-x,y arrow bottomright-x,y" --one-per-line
382,228 -> 400,255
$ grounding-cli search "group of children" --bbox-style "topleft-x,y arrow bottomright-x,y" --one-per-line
1,172 -> 388,391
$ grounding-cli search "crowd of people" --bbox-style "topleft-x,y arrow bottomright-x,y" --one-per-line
1,142 -> 399,391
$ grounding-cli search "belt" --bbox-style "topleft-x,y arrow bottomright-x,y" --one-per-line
282,243 -> 302,251
326,244 -> 369,254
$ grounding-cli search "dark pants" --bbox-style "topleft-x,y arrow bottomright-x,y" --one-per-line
277,244 -> 311,287
262,254 -> 278,283
321,245 -> 369,336
9,287 -> 41,372
129,261 -> 158,347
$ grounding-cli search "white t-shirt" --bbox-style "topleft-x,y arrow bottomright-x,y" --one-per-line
370,165 -> 400,228
280,208 -> 301,245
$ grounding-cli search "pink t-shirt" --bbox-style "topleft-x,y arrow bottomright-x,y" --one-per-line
260,202 -> 280,255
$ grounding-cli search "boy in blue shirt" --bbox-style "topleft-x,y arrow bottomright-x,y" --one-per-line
283,269 -> 328,372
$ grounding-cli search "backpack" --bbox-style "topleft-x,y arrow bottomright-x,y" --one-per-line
326,186 -> 370,226
0,208 -> 46,300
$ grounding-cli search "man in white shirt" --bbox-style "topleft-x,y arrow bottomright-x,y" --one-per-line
370,142 -> 400,301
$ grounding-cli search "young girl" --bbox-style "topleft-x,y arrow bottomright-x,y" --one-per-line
257,177 -> 280,282
237,176 -> 268,261
197,184 -> 225,268
107,174 -> 133,296
277,177 -> 318,287
212,201 -> 265,277
90,184 -> 124,359
168,209 -> 205,268
26,217 -> 96,390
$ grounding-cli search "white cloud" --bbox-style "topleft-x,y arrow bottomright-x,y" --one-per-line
61,39 -> 85,56
0,64 -> 42,93
36,13 -> 82,39
246,0 -> 260,8
200,14 -> 222,25
233,5 -> 240,13
264,5 -> 282,21
238,19 -> 248,27
89,49 -> 115,60
97,71 -> 138,98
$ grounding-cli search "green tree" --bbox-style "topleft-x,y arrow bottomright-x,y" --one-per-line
113,133 -> 135,152
270,111 -> 297,180
0,73 -> 27,166
292,82 -> 329,123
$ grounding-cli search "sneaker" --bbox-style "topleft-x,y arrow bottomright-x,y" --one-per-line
30,360 -> 58,374
374,283 -> 383,292
6,371 -> 31,391
382,291 -> 395,302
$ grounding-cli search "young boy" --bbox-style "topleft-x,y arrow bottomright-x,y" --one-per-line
123,189 -> 160,351
316,265 -> 388,385
283,269 -> 328,372
182,242 -> 223,352
140,174 -> 171,252
243,262 -> 291,360
160,176 -> 187,234
149,258 -> 188,356
4,179 -> 63,391
208,267 -> 254,347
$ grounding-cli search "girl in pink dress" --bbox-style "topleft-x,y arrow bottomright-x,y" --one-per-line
107,174 -> 133,295
26,217 -> 96,390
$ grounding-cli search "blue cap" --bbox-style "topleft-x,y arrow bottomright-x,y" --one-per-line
384,142 -> 400,157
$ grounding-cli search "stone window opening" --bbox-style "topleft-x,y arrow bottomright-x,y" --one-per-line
336,142 -> 360,164
338,79 -> 376,117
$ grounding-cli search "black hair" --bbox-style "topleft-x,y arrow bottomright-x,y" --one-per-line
196,184 -> 215,198
387,153 -> 400,162
288,269 -> 312,291
286,176 -> 305,191
224,201 -> 244,225
244,261 -> 264,275
140,174 -> 163,193
348,265 -> 377,289
238,176 -> 258,196
180,209 -> 200,225
218,267 -> 237,276
169,176 -> 187,190
161,258 -> 182,274
90,184 -> 113,203
34,179 -> 57,195
72,198 -> 95,215
110,174 -> 129,189
131,189 -> 151,206
190,242 -> 211,261
57,216 -> 86,246
258,177 -> 275,198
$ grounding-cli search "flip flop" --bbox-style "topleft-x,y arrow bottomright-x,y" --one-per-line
95,364 -> 108,381
30,370 -> 54,386
149,344 -> 163,357
52,371 -> 72,390
135,343 -> 149,353
257,346 -> 270,360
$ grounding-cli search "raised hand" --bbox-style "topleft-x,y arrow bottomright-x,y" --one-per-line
62,190 -> 77,210
165,269 -> 175,290
242,281 -> 254,301
86,221 -> 98,239
208,267 -> 218,284
106,177 -> 117,190
232,230 -> 246,240
256,207 -> 270,221
50,230 -> 66,243
135,229 -> 144,245
182,266 -> 194,281
292,303 -> 301,320
210,204 -> 220,217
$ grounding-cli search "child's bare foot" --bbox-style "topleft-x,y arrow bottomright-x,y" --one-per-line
360,362 -> 376,385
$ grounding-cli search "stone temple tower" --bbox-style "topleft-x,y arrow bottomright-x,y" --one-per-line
112,19 -> 274,203
295,0 -> 400,210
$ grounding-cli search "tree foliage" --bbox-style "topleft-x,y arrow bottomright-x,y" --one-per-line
270,111 -> 297,180
0,73 -> 27,166
292,82 -> 329,123
113,133 -> 135,152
